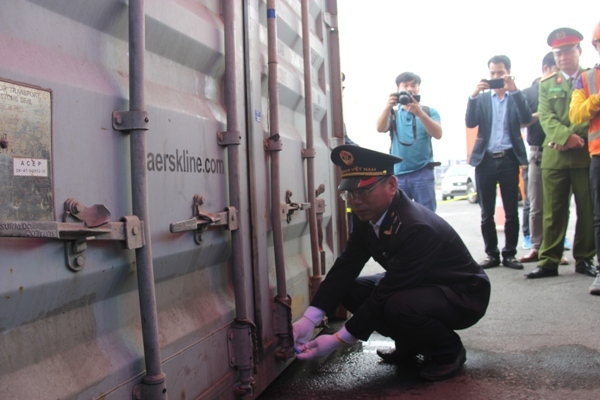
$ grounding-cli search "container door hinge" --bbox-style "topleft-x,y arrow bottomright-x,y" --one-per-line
217,130 -> 241,146
272,295 -> 295,361
0,198 -> 145,272
228,318 -> 257,398
169,194 -> 238,245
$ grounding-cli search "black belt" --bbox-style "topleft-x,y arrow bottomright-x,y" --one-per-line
487,150 -> 509,158
529,145 -> 543,151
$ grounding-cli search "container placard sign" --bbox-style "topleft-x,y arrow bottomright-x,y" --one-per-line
0,80 -> 53,221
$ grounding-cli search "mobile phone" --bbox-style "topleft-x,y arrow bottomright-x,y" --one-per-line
484,78 -> 505,89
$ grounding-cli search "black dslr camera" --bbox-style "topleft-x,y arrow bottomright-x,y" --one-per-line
396,90 -> 421,105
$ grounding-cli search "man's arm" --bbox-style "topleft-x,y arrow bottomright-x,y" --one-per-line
521,112 -> 539,128
310,222 -> 372,315
405,103 -> 442,139
465,80 -> 492,128
465,96 -> 480,128
376,93 -> 398,132
520,86 -> 539,128
569,79 -> 600,124
508,89 -> 532,126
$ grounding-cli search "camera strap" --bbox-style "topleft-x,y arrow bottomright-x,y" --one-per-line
389,108 -> 417,147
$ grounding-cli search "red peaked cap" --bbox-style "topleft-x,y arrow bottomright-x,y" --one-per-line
547,27 -> 583,49
331,145 -> 402,191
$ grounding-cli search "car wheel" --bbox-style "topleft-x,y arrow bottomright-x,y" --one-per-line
442,195 -> 448,201
467,182 -> 478,204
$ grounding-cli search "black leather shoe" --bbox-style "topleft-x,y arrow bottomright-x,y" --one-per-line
376,348 -> 416,367
479,256 -> 500,269
419,346 -> 467,381
574,260 -> 599,277
525,266 -> 558,279
503,257 -> 524,270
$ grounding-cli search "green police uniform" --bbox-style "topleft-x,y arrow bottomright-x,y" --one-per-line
538,69 -> 594,269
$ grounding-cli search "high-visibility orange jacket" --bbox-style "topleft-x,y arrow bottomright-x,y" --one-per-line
570,65 -> 600,156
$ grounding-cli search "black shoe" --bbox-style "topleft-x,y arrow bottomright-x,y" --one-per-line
419,346 -> 467,381
525,266 -> 558,279
479,256 -> 500,269
502,257 -> 524,270
574,260 -> 599,277
376,347 -> 416,367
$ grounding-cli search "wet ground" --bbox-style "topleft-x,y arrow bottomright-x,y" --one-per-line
258,196 -> 600,399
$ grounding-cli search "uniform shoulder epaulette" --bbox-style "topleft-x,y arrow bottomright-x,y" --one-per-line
540,72 -> 557,82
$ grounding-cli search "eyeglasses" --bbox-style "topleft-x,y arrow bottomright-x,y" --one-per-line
339,178 -> 386,202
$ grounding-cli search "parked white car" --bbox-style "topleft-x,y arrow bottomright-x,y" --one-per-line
441,164 -> 477,203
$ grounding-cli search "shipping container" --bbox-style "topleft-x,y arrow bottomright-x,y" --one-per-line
0,1 -> 347,398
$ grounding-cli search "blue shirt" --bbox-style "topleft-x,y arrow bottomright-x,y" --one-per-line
389,106 -> 441,175
487,91 -> 512,152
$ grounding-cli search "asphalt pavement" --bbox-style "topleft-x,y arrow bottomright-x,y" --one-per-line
258,195 -> 600,400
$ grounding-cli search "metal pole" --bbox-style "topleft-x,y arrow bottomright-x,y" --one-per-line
266,0 -> 294,360
266,0 -> 287,302
326,0 -> 348,252
301,0 -> 322,294
222,0 -> 255,396
128,0 -> 166,398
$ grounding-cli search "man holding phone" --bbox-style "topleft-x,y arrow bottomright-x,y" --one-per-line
466,55 -> 531,271
376,72 -> 443,212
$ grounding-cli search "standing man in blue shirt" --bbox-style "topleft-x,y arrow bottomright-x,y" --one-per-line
376,72 -> 443,212
466,55 -> 531,271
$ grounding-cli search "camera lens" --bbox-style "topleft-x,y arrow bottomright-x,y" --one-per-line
397,91 -> 411,105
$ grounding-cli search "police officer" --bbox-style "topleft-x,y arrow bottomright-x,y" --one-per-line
292,145 -> 491,381
526,27 -> 597,279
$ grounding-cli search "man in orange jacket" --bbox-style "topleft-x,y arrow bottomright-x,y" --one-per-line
569,21 -> 600,295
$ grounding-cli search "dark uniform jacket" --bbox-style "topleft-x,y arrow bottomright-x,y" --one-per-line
521,80 -> 546,147
466,90 -> 531,167
538,69 -> 590,169
311,190 -> 491,340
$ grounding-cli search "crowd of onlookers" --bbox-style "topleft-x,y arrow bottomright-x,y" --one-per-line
374,24 -> 600,296
464,25 -> 600,297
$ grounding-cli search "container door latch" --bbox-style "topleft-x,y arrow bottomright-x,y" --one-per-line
169,195 -> 238,245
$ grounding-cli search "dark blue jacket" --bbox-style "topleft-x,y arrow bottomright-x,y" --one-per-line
466,90 -> 531,167
311,190 -> 490,340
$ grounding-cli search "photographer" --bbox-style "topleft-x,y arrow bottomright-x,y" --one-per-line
376,72 -> 442,212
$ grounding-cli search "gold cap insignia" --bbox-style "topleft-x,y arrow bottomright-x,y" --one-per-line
339,150 -> 354,166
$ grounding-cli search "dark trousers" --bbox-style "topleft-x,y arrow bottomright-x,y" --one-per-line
590,156 -> 600,264
341,273 -> 479,361
475,152 -> 520,259
522,165 -> 530,237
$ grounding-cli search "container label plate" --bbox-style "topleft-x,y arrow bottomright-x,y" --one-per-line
0,79 -> 53,221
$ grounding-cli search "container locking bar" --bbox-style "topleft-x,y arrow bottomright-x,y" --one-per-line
169,194 -> 238,245
282,190 -> 311,223
0,198 -> 144,272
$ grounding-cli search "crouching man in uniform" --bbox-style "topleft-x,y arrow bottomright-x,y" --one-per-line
293,145 -> 491,381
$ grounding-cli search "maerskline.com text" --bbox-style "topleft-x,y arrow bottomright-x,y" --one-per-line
146,149 -> 224,174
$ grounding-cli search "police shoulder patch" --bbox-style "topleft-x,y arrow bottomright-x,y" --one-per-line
541,72 -> 557,82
